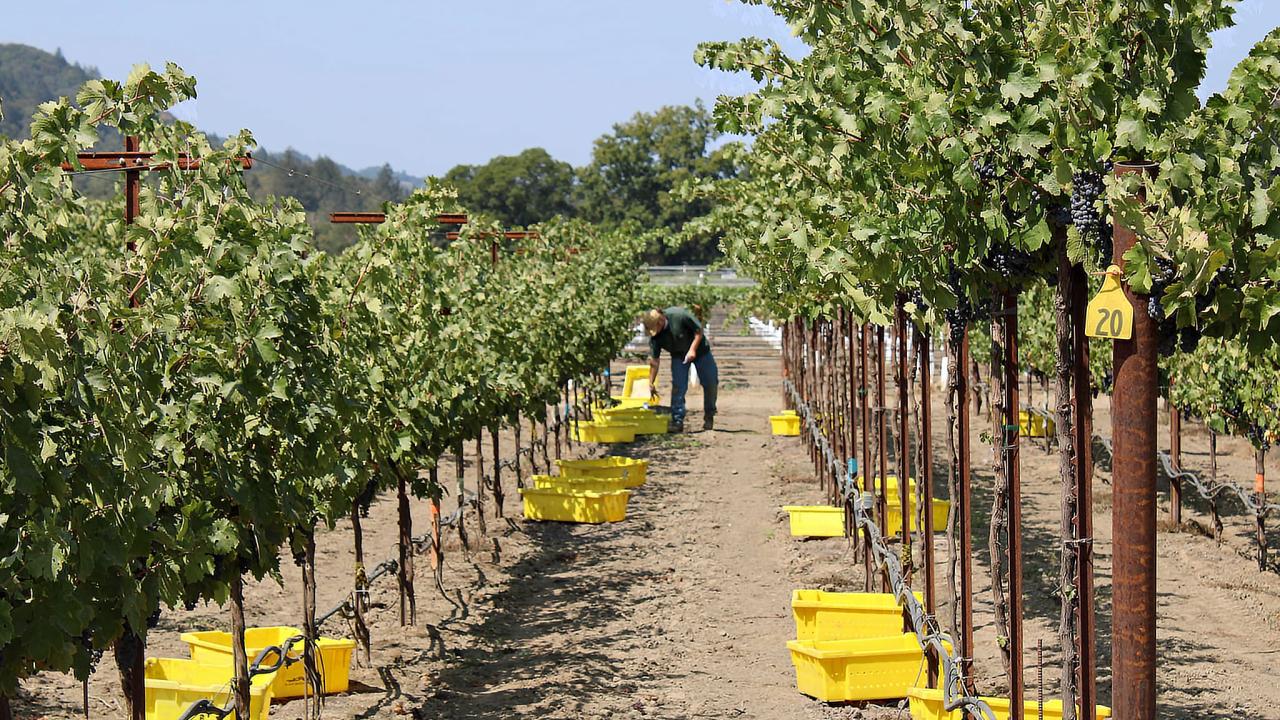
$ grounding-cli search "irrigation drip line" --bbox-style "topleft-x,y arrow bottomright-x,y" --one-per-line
784,378 -> 997,720
1100,437 -> 1278,516
316,489 -> 476,628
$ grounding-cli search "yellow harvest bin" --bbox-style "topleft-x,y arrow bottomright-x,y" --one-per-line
771,413 -> 801,436
144,658 -> 274,720
620,365 -> 658,403
787,633 -> 947,702
557,457 -> 648,487
608,395 -> 651,410
532,474 -> 629,493
596,409 -> 668,434
180,627 -> 355,698
791,590 -> 921,641
884,498 -> 951,536
907,688 -> 1112,720
520,486 -> 630,523
879,475 -> 917,494
571,420 -> 638,443
1019,409 -> 1055,438
783,505 -> 845,537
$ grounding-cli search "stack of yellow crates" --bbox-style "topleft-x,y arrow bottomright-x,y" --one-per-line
786,590 -> 942,703
519,456 -> 647,524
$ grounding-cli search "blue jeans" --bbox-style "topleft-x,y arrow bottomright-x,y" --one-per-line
669,351 -> 719,424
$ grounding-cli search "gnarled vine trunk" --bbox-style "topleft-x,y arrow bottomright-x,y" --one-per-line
229,573 -> 251,720
300,528 -> 321,720
113,624 -> 145,720
989,311 -> 1013,684
945,328 -> 962,655
1053,241 -> 1080,720
397,464 -> 416,625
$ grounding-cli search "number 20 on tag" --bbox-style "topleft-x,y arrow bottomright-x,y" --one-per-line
1085,265 -> 1134,340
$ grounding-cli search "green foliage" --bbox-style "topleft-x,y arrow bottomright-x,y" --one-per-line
0,44 -> 100,141
1168,336 -> 1280,448
444,148 -> 574,228
635,283 -> 749,323
575,103 -> 743,264
0,43 -> 409,255
0,64 -> 643,696
245,152 -> 409,254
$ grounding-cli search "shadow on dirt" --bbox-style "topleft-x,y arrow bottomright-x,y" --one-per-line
415,439 -> 686,719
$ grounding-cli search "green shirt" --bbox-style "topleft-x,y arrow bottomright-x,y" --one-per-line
649,306 -> 711,360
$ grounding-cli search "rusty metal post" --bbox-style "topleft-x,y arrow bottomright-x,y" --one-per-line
1002,290 -> 1025,719
896,297 -> 913,583
1071,265 -> 1097,720
124,136 -> 140,227
1111,160 -> 1158,720
958,326 -> 976,692
919,328 -> 937,686
876,325 -> 890,593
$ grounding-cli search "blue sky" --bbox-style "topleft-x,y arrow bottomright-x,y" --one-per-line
3,1 -> 1277,177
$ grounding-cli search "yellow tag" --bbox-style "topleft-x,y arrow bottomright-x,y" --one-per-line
1085,265 -> 1133,340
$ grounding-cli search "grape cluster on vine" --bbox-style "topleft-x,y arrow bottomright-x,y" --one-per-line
985,244 -> 1037,288
942,266 -> 975,346
972,156 -> 998,185
1069,169 -> 1114,263
80,632 -> 104,672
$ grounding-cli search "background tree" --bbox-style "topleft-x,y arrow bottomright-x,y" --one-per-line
575,103 -> 742,264
443,147 -> 574,227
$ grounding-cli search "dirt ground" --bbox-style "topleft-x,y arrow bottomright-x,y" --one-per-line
15,316 -> 1280,720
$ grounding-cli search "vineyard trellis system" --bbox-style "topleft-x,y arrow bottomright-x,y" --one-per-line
695,2 -> 1280,718
0,65 -> 645,720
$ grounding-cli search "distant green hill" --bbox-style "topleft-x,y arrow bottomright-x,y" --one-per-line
0,43 -> 417,252
0,44 -> 100,139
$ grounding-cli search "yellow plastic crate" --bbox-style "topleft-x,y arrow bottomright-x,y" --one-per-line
791,590 -> 921,641
520,486 -> 630,523
180,627 -> 355,698
557,457 -> 648,487
532,474 -> 629,493
783,505 -> 845,537
144,657 -> 274,720
787,633 -> 948,702
879,475 -> 917,495
1018,409 -> 1056,438
885,498 -> 951,536
620,365 -> 658,403
907,688 -> 1112,720
595,409 -> 668,434
571,420 -> 638,444
608,395 -> 652,410
771,413 -> 801,436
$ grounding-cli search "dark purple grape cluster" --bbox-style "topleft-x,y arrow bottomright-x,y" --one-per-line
1071,172 -> 1104,233
1247,421 -> 1271,451
942,266 -> 971,345
986,245 -> 1035,284
81,631 -> 104,672
1068,169 -> 1115,263
906,288 -> 925,311
973,157 -> 999,184
1149,257 -> 1207,356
